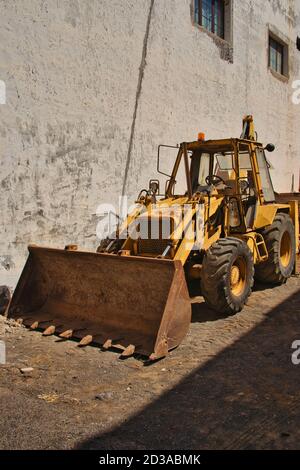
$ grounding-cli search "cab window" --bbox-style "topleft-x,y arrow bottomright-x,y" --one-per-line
214,152 -> 236,190
191,152 -> 211,192
256,148 -> 275,202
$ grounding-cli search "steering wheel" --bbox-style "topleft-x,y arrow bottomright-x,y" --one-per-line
205,174 -> 226,186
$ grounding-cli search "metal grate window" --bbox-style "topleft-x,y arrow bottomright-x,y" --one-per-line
194,0 -> 225,39
269,36 -> 284,75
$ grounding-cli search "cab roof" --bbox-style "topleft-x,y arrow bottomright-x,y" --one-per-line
185,138 -> 263,153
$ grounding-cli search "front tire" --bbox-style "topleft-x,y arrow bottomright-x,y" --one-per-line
201,237 -> 254,315
255,213 -> 296,284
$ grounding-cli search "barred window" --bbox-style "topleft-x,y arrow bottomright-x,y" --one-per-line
194,0 -> 225,39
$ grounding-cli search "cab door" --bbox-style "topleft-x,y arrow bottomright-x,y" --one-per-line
236,142 -> 258,230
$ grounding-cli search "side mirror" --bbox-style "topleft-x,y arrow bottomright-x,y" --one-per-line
265,143 -> 275,152
149,179 -> 159,195
157,144 -> 179,178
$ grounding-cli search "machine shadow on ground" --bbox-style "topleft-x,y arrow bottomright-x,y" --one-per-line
76,287 -> 300,450
191,280 -> 277,324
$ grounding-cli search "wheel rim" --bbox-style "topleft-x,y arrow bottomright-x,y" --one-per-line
230,256 -> 247,297
280,231 -> 292,268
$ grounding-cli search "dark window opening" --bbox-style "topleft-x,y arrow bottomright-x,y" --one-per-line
297,36 -> 300,51
194,0 -> 225,39
269,36 -> 284,75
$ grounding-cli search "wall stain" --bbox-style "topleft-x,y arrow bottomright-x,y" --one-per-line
0,255 -> 14,271
48,139 -> 92,162
121,0 -> 155,196
268,0 -> 297,26
64,0 -> 80,28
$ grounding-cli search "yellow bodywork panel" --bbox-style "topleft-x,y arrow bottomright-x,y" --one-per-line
234,232 -> 268,264
202,196 -> 224,250
174,220 -> 196,264
254,204 -> 289,230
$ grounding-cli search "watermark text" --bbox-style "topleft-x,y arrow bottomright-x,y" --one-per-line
0,80 -> 6,104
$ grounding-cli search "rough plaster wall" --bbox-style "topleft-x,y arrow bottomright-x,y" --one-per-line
0,0 -> 152,285
0,0 -> 300,286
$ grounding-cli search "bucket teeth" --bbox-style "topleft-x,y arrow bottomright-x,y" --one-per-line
59,329 -> 73,339
120,344 -> 135,358
16,318 -> 23,325
102,338 -> 124,350
30,321 -> 39,330
43,325 -> 56,336
78,335 -> 93,347
102,339 -> 112,350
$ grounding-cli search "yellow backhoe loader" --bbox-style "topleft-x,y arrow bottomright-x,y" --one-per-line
7,117 -> 299,360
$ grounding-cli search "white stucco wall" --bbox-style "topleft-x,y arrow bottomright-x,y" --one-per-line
0,0 -> 300,286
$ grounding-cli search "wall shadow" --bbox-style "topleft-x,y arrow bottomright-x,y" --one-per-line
76,287 -> 300,450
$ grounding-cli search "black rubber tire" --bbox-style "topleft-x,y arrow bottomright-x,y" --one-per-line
96,238 -> 112,252
201,237 -> 254,315
0,285 -> 11,315
255,212 -> 296,284
96,238 -> 123,253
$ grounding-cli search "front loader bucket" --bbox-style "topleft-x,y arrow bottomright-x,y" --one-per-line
8,246 -> 191,359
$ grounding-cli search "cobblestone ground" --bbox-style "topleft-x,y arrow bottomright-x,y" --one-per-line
0,277 -> 300,449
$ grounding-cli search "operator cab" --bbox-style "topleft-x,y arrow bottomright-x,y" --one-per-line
157,138 -> 275,231
190,143 -> 255,197
189,139 -> 275,230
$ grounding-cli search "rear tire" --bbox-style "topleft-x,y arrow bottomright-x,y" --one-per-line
0,285 -> 11,315
255,213 -> 295,284
96,238 -> 123,253
201,237 -> 254,315
96,237 -> 112,252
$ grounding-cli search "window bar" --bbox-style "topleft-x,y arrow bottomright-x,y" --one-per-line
220,0 -> 225,38
279,44 -> 284,75
212,0 -> 215,34
199,0 -> 202,26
